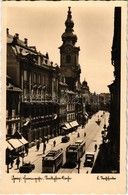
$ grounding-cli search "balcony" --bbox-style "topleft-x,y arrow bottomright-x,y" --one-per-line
6,115 -> 20,123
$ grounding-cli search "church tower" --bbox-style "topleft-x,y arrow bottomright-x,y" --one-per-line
59,7 -> 81,91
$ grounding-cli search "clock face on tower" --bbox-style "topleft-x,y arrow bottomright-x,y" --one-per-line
64,45 -> 72,53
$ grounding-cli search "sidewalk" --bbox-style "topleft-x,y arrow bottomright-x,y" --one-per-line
8,135 -> 63,173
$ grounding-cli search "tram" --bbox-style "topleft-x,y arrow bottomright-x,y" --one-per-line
66,139 -> 85,166
42,149 -> 63,173
75,139 -> 86,155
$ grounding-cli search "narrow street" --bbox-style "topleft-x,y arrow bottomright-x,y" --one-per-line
58,110 -> 109,173
8,110 -> 109,174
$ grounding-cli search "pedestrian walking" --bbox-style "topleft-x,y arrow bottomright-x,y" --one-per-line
16,157 -> 20,169
82,123 -> 85,129
84,132 -> 86,137
10,158 -> 14,169
25,147 -> 29,156
53,140 -> 56,147
36,141 -> 40,151
77,133 -> 80,138
94,144 -> 97,152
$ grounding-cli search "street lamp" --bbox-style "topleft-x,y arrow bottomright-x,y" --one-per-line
6,148 -> 11,173
77,158 -> 81,174
21,152 -> 25,165
42,156 -> 45,173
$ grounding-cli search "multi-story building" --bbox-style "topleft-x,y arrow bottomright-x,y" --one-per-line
99,93 -> 111,111
108,7 -> 121,172
7,29 -> 60,145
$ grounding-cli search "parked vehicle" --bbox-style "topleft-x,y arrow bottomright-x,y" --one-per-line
42,149 -> 63,173
61,136 -> 70,143
19,161 -> 35,173
84,152 -> 95,167
66,139 -> 85,166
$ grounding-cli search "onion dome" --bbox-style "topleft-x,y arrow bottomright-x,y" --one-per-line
62,7 -> 77,45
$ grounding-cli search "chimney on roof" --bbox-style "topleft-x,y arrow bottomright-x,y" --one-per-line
7,28 -> 9,34
46,52 -> 49,59
24,38 -> 28,46
12,33 -> 19,45
15,33 -> 19,39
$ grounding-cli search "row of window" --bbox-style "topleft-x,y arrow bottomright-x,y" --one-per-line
23,106 -> 58,118
67,113 -> 75,121
67,104 -> 75,111
7,123 -> 20,135
23,70 -> 49,86
6,109 -> 19,118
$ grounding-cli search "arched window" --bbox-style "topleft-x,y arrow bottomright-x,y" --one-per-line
66,55 -> 71,63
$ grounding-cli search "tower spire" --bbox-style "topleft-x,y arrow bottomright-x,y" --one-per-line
65,7 -> 74,32
61,7 -> 77,45
59,7 -> 81,91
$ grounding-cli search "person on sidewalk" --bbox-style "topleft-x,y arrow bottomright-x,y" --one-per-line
94,144 -> 97,152
25,145 -> 29,156
53,140 -> 56,147
77,133 -> 80,138
10,158 -> 14,169
16,157 -> 20,169
84,132 -> 86,137
36,141 -> 40,151
82,124 -> 85,129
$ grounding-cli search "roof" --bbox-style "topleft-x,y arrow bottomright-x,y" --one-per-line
44,149 -> 63,160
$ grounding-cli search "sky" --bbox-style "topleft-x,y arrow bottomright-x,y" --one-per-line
6,1 -> 118,93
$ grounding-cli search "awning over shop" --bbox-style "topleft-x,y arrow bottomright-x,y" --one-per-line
62,127 -> 68,130
6,141 -> 14,150
7,139 -> 23,149
65,123 -> 72,129
69,121 -> 79,128
73,121 -> 79,126
18,137 -> 28,145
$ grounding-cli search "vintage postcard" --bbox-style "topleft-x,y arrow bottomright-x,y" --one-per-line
1,1 -> 127,194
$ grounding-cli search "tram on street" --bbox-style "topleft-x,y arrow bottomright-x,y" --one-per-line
66,139 -> 85,166
42,149 -> 63,173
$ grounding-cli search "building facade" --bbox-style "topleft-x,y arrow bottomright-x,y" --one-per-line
7,29 -> 60,145
108,7 -> 121,172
